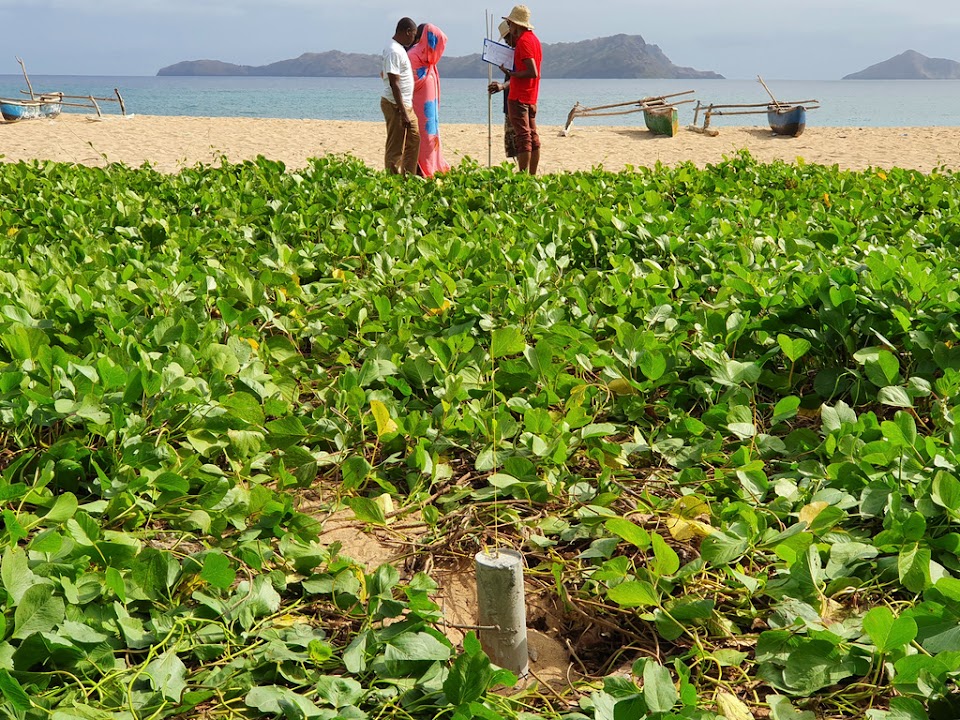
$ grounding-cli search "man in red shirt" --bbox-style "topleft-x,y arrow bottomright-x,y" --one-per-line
498,5 -> 542,174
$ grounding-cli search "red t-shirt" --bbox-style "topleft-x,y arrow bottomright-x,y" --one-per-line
508,30 -> 541,105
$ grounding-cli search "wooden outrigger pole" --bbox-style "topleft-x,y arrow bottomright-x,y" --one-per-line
561,89 -> 695,136
18,88 -> 127,117
16,57 -> 36,100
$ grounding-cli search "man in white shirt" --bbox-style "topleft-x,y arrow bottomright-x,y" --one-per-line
381,17 -> 420,175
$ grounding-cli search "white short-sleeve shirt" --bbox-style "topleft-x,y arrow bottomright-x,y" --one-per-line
381,40 -> 414,106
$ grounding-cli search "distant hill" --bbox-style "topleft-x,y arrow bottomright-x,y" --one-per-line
843,49 -> 960,79
158,34 -> 723,80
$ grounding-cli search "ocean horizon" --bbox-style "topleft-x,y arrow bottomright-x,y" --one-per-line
2,75 -> 960,129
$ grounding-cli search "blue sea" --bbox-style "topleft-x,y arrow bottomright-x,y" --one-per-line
2,75 -> 960,128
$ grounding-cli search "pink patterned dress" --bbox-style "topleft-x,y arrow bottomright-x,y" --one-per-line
407,24 -> 450,177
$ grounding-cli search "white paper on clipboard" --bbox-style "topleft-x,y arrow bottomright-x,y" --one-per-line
482,38 -> 515,68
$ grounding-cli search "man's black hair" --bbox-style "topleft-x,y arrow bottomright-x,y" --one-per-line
396,17 -> 417,33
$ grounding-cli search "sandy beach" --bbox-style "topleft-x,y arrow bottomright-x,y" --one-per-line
1,114 -> 959,174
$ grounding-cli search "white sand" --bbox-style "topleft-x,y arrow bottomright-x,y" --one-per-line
2,114 -> 958,174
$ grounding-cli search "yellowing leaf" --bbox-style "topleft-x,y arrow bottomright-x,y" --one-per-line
822,192 -> 831,207
425,299 -> 452,316
373,492 -> 395,522
271,614 -> 304,628
370,399 -> 398,437
667,515 -> 713,541
799,501 -> 829,527
244,338 -> 259,350
715,692 -> 754,720
877,171 -> 887,180
6,227 -> 17,237
607,377 -> 637,396
332,268 -> 345,280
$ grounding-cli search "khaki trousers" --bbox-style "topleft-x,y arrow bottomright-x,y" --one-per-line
381,97 -> 420,175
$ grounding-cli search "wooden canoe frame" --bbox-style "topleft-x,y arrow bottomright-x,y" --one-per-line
688,75 -> 818,136
687,99 -> 820,136
15,56 -> 127,118
561,89 -> 695,136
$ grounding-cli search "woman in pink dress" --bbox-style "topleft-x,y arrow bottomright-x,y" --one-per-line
407,24 -> 450,177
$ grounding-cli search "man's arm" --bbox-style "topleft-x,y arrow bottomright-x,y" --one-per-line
498,57 -> 537,80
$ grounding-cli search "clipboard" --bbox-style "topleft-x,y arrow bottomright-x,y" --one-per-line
482,38 -> 515,69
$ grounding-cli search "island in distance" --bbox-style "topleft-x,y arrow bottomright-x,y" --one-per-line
843,49 -> 960,79
158,34 -> 723,80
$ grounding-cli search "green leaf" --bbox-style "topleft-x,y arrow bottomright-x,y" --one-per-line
2,547 -> 48,604
444,632 -> 493,706
245,685 -> 324,717
877,386 -> 913,408
383,632 -> 451,662
2,510 -> 27,544
43,492 -> 79,524
898,543 -> 931,593
650,533 -> 680,577
201,552 -> 236,590
341,455 -> 372,491
768,694 -> 816,720
314,676 -> 364,708
491,327 -> 526,358
145,652 -> 188,702
772,396 -> 801,424
778,334 -> 812,363
782,640 -> 857,695
862,606 -> 917,653
639,351 -> 667,381
346,496 -> 387,526
932,471 -> 960,517
604,518 -> 650,549
700,529 -> 749,566
13,583 -> 66,639
642,661 -> 677,714
221,392 -> 265,425
0,669 -> 31,712
607,580 -> 659,607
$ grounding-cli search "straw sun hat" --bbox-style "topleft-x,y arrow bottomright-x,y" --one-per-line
502,5 -> 534,30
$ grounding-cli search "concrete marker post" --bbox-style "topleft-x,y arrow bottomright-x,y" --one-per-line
474,548 -> 529,677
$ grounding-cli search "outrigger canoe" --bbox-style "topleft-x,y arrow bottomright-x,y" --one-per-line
688,76 -> 819,138
0,94 -> 62,122
643,104 -> 679,137
1,56 -> 127,123
767,104 -> 806,137
562,89 -> 695,137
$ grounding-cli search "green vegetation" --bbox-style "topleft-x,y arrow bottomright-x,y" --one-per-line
1,152 -> 960,719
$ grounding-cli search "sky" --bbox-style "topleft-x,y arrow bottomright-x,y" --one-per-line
1,0 -> 958,80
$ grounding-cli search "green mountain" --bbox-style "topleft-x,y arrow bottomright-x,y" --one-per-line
843,49 -> 960,79
157,34 -> 722,79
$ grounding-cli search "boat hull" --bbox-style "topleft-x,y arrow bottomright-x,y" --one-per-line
767,105 -> 806,137
1,96 -> 62,122
643,106 -> 679,137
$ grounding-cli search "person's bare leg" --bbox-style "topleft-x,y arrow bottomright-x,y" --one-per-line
517,151 -> 530,173
528,148 -> 539,175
